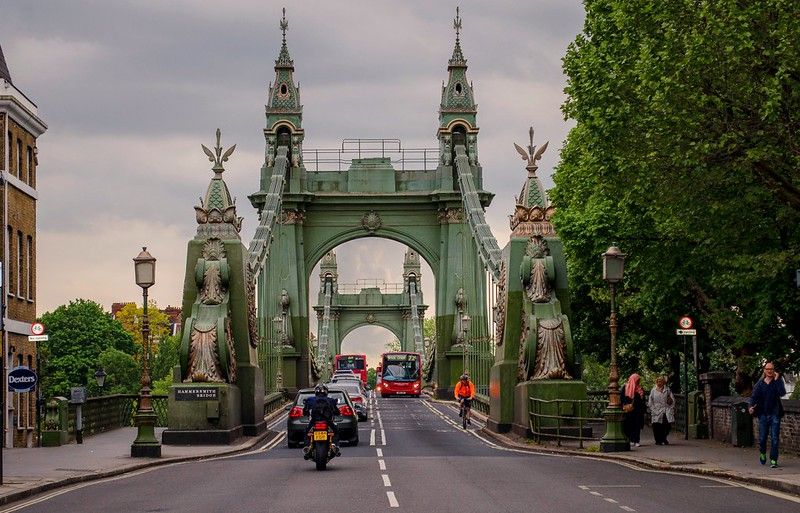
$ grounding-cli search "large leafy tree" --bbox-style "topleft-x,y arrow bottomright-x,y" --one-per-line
40,299 -> 137,398
114,302 -> 172,359
552,0 -> 800,392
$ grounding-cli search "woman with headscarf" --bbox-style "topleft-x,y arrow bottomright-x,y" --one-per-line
621,373 -> 646,447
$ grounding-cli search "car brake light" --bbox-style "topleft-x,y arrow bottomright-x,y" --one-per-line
351,396 -> 363,403
314,421 -> 328,430
413,383 -> 420,388
289,406 -> 304,418
338,405 -> 354,416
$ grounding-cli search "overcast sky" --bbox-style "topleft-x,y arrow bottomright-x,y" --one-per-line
2,0 -> 584,363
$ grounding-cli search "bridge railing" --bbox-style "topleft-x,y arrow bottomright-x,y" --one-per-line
529,397 -> 608,448
302,139 -> 439,172
66,394 -> 169,440
336,279 -> 405,295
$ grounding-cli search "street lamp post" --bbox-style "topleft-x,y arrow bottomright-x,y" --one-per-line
94,368 -> 107,390
600,245 -> 630,452
131,247 -> 161,458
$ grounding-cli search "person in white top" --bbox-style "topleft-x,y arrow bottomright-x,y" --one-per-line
648,376 -> 675,445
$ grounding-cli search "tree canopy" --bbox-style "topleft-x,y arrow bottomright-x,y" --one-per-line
552,0 -> 800,392
114,302 -> 172,358
40,299 -> 137,398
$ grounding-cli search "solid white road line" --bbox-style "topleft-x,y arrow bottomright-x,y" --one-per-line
379,459 -> 386,470
382,474 -> 392,487
387,491 -> 399,508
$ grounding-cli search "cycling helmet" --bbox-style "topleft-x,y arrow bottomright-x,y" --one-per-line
314,384 -> 329,396
460,374 -> 470,381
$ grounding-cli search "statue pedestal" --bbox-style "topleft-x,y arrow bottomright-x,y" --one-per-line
512,380 -> 588,438
163,383 -> 243,445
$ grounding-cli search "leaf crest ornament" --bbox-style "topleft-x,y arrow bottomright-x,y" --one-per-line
201,128 -> 237,177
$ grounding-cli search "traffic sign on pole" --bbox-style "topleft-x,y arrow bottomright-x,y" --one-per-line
678,316 -> 693,329
30,323 -> 45,336
28,335 -> 48,342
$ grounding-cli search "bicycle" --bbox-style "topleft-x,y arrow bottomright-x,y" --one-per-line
458,397 -> 472,430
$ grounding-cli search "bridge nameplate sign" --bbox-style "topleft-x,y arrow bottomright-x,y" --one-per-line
174,387 -> 219,401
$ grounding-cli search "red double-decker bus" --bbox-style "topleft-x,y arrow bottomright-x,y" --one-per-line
376,352 -> 421,398
334,354 -> 367,385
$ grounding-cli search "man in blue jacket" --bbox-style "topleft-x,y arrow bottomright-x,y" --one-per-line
302,384 -> 340,458
748,362 -> 786,468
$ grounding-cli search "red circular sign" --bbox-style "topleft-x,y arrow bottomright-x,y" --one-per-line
678,316 -> 693,329
31,322 -> 46,336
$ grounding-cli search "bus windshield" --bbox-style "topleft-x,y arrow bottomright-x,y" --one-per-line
381,354 -> 419,382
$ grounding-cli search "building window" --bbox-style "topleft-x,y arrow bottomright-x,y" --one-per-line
26,146 -> 33,186
17,139 -> 23,182
6,131 -> 12,176
6,226 -> 13,297
27,236 -> 33,300
17,230 -> 23,297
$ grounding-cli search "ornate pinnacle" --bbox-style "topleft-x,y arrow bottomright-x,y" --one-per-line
513,125 -> 549,174
453,7 -> 462,43
201,128 -> 236,177
280,7 -> 288,44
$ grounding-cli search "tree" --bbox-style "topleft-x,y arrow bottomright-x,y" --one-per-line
114,302 -> 172,360
367,368 -> 377,389
152,334 -> 180,383
94,348 -> 140,395
40,299 -> 137,398
385,339 -> 401,352
552,0 -> 800,392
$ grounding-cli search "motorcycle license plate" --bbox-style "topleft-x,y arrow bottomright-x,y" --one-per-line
313,431 -> 328,441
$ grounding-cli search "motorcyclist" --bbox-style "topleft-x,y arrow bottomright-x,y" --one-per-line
302,384 -> 341,458
454,373 -> 476,426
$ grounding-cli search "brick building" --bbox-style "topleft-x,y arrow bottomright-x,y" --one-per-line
1,43 -> 48,447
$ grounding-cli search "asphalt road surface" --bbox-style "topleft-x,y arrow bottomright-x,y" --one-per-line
3,395 -> 798,513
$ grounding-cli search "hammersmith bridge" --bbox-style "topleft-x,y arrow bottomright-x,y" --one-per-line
166,8 -> 600,447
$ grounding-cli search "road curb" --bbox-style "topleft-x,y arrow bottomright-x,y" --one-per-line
428,398 -> 800,498
0,404 -> 289,507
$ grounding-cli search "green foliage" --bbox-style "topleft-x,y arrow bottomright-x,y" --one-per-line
385,339 -> 401,352
114,302 -> 172,359
367,368 -> 377,389
40,299 -> 137,398
152,335 -> 180,382
152,375 -> 173,396
94,348 -> 140,395
554,0 -> 800,390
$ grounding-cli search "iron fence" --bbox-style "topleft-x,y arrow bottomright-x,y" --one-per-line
460,335 -> 494,400
302,139 -> 439,172
67,394 -> 169,439
529,396 -> 608,448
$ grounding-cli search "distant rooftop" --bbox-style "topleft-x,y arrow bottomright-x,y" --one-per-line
0,43 -> 11,84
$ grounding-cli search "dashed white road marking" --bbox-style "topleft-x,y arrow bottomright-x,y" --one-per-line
620,507 -> 636,512
382,474 -> 392,487
376,448 -> 383,457
381,429 -> 387,445
604,498 -> 619,504
387,491 -> 399,508
379,459 -> 386,470
590,491 -> 603,497
370,429 -> 376,446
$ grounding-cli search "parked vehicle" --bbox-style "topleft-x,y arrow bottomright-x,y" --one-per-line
286,388 -> 359,448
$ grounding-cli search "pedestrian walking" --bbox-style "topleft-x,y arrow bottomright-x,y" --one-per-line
622,373 -> 646,447
748,362 -> 786,468
648,376 -> 675,445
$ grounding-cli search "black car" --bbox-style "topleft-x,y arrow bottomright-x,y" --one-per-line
286,388 -> 359,448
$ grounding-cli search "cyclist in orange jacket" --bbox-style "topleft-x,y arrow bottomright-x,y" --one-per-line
454,374 -> 476,427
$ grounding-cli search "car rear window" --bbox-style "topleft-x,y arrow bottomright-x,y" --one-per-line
296,391 -> 347,407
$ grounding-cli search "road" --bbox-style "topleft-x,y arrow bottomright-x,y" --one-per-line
2,395 -> 798,513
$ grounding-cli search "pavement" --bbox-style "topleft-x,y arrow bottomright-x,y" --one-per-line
0,401 -> 798,507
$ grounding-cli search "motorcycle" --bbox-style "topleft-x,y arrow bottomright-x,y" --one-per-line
305,421 -> 339,470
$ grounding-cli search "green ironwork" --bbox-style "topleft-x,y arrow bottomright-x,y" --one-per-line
67,395 -> 169,440
529,397 -> 608,448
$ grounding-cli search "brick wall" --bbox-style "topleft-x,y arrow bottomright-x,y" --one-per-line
711,396 -> 800,455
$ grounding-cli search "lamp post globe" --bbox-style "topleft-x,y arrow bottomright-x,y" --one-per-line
94,368 -> 107,389
600,244 -> 630,452
131,247 -> 161,458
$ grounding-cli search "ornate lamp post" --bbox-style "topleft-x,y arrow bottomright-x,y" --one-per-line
600,245 -> 630,452
272,316 -> 285,390
461,314 -> 471,375
131,247 -> 161,457
94,368 -> 107,389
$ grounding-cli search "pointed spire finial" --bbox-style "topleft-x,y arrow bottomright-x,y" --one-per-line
513,125 -> 549,175
280,7 -> 288,44
453,7 -> 462,43
201,128 -> 237,177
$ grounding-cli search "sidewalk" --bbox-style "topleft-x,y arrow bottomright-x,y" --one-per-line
472,413 -> 800,497
0,425 -> 279,506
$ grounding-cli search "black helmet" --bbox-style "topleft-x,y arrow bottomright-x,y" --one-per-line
460,374 -> 469,381
314,384 -> 328,396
